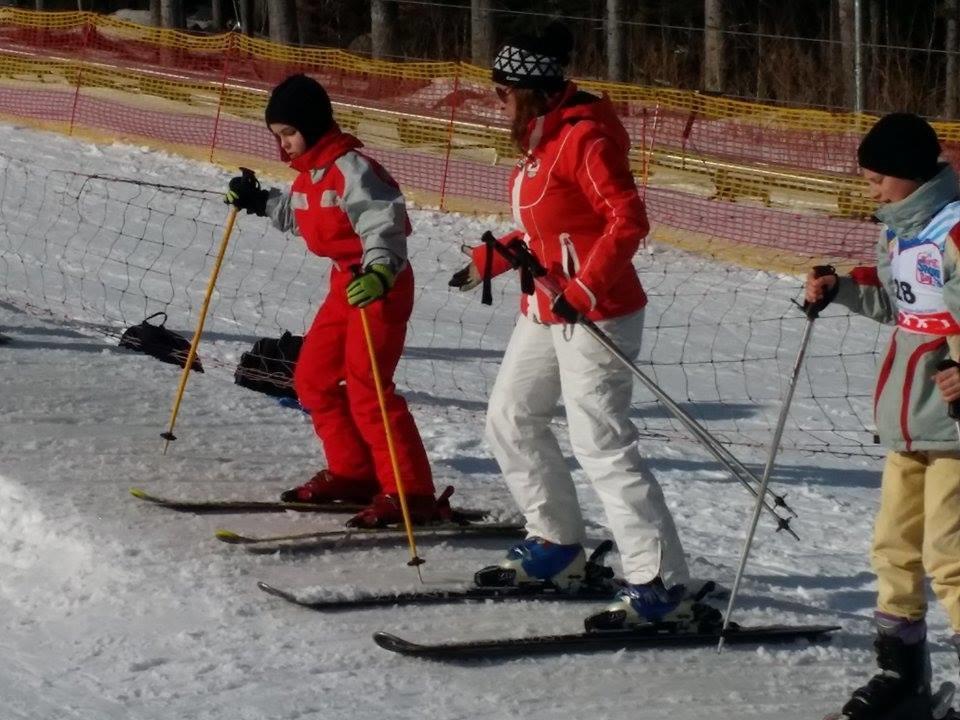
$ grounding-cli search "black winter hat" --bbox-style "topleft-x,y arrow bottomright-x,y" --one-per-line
492,21 -> 574,92
857,112 -> 942,182
264,74 -> 333,149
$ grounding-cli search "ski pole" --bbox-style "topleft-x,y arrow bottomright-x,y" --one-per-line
717,270 -> 831,652
935,358 -> 960,446
161,203 -> 240,453
484,233 -> 795,519
575,313 -> 796,538
483,233 -> 798,533
357,304 -> 425,577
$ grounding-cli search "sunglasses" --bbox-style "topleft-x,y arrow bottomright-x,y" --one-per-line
495,85 -> 514,102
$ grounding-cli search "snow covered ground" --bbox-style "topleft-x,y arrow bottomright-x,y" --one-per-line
1,122 -> 957,720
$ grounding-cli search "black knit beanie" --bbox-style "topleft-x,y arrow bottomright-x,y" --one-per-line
264,74 -> 333,149
857,112 -> 942,182
491,21 -> 574,92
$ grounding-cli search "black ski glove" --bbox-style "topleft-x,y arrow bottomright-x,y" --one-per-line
225,168 -> 269,217
448,244 -> 482,291
802,265 -> 838,319
551,293 -> 580,323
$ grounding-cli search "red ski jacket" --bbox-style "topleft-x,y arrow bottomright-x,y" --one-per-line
266,125 -> 412,272
472,83 -> 649,323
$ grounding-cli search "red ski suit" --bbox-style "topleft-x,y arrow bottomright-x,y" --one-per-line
265,126 -> 433,496
471,83 -> 649,323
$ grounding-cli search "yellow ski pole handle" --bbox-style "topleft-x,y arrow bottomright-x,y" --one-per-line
161,206 -> 239,453
358,305 -> 424,571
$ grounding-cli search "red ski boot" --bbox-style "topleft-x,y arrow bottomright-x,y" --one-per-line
347,486 -> 456,528
279,470 -> 380,505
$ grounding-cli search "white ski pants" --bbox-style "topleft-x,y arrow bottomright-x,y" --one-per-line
486,310 -> 689,587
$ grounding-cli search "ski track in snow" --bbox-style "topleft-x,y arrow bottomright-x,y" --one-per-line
0,121 -> 957,719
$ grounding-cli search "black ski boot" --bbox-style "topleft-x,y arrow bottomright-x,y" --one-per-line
828,633 -> 930,720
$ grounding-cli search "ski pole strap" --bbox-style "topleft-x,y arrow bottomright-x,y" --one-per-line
936,358 -> 960,420
802,264 -> 838,320
480,232 -> 549,303
513,239 -> 544,296
240,166 -> 260,188
480,231 -> 497,306
490,235 -> 547,293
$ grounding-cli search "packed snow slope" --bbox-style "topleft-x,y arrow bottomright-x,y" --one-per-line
1,122 -> 956,720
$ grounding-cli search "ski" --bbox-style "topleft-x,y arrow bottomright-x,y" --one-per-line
255,540 -> 723,611
256,580 -> 618,610
372,623 -> 840,660
215,521 -> 525,552
129,487 -> 489,520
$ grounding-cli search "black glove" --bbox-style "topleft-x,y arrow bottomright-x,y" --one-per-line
449,264 -> 481,291
225,167 -> 268,216
551,293 -> 580,323
802,264 -> 839,319
448,244 -> 482,291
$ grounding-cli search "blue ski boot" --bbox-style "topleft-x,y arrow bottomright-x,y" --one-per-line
474,536 -> 587,591
584,577 -> 721,632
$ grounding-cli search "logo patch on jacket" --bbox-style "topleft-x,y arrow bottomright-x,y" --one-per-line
916,252 -> 942,286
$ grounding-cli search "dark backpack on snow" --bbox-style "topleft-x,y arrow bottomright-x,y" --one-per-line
119,311 -> 203,372
234,331 -> 303,399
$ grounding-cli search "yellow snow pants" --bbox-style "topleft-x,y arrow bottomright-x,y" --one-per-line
873,449 -> 960,631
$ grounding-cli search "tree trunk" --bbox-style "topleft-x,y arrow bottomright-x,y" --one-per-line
868,0 -> 880,109
947,0 -> 959,118
150,0 -> 161,27
371,0 -> 399,59
238,0 -> 254,36
296,0 -> 321,46
471,0 -> 494,66
838,0 -> 856,109
606,0 -> 626,82
267,0 -> 298,45
703,0 -> 723,92
161,0 -> 184,29
755,0 -> 766,99
255,0 -> 269,36
211,0 -> 222,32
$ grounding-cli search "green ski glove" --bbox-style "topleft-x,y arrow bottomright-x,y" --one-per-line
346,264 -> 395,307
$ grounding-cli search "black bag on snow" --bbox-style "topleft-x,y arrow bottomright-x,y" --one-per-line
119,311 -> 203,372
233,331 -> 303,399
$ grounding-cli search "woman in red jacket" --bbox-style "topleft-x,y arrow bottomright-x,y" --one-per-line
227,74 -> 447,528
451,25 -> 689,627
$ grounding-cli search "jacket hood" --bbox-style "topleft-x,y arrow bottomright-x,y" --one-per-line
285,123 -> 363,171
522,82 -> 631,152
875,163 -> 960,238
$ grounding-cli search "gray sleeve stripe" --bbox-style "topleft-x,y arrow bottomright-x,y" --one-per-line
335,152 -> 409,270
265,187 -> 299,235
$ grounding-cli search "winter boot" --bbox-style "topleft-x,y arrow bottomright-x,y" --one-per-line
279,469 -> 379,504
828,620 -> 930,720
474,536 -> 588,591
346,486 -> 455,528
582,576 -> 716,632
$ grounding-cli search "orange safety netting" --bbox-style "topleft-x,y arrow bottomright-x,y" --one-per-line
3,8 -> 956,271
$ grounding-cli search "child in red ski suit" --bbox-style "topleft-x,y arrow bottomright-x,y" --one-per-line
226,74 -> 445,528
